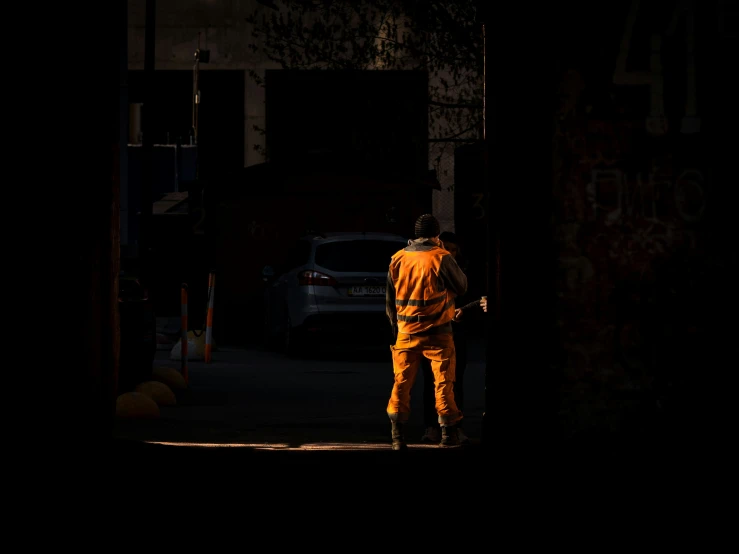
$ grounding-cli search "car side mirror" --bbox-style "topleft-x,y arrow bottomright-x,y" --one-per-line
262,265 -> 275,283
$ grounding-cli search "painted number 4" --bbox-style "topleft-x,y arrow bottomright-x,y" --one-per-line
613,0 -> 699,135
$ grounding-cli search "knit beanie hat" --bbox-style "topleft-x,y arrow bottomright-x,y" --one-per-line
414,214 -> 440,238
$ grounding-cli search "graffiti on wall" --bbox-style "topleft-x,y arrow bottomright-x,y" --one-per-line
552,0 -> 711,434
613,0 -> 700,136
587,167 -> 705,225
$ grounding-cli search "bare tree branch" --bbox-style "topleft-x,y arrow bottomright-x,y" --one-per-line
248,0 -> 484,142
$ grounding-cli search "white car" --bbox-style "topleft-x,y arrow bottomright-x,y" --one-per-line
263,231 -> 409,356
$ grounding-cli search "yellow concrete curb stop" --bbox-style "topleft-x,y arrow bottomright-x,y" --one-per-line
135,380 -> 177,406
116,392 -> 160,419
152,366 -> 187,390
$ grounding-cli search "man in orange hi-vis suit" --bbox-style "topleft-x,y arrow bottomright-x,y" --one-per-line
385,214 -> 468,450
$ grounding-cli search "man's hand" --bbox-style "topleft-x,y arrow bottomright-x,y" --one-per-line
453,308 -> 463,321
480,297 -> 488,312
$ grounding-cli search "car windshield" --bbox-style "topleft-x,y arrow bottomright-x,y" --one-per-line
315,239 -> 406,273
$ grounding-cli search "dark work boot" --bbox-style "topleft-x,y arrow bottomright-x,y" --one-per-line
440,425 -> 460,447
391,421 -> 408,451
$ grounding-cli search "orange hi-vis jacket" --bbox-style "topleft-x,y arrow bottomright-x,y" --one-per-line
388,247 -> 458,334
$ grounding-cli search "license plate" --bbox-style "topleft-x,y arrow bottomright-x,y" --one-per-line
348,286 -> 386,296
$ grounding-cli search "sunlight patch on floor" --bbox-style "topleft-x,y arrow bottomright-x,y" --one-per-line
143,440 -> 444,450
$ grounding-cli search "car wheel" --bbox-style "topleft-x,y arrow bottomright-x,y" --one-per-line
282,310 -> 304,358
263,308 -> 278,351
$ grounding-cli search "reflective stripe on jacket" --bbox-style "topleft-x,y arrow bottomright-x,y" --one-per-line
389,247 -> 457,334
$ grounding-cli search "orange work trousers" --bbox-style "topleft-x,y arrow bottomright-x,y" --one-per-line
386,332 -> 462,426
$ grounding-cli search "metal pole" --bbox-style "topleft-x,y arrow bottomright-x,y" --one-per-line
181,283 -> 189,384
204,271 -> 216,363
192,33 -> 200,146
120,0 -> 130,248
480,11 -> 500,450
482,23 -> 486,143
140,0 -> 156,291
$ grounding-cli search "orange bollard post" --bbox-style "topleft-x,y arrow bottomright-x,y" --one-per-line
204,272 -> 215,363
180,283 -> 189,384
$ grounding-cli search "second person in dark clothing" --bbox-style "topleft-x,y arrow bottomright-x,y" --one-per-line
421,231 -> 487,445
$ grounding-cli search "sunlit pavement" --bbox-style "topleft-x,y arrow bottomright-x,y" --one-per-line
133,439 -> 481,452
111,435 -> 488,474
114,338 -> 489,454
